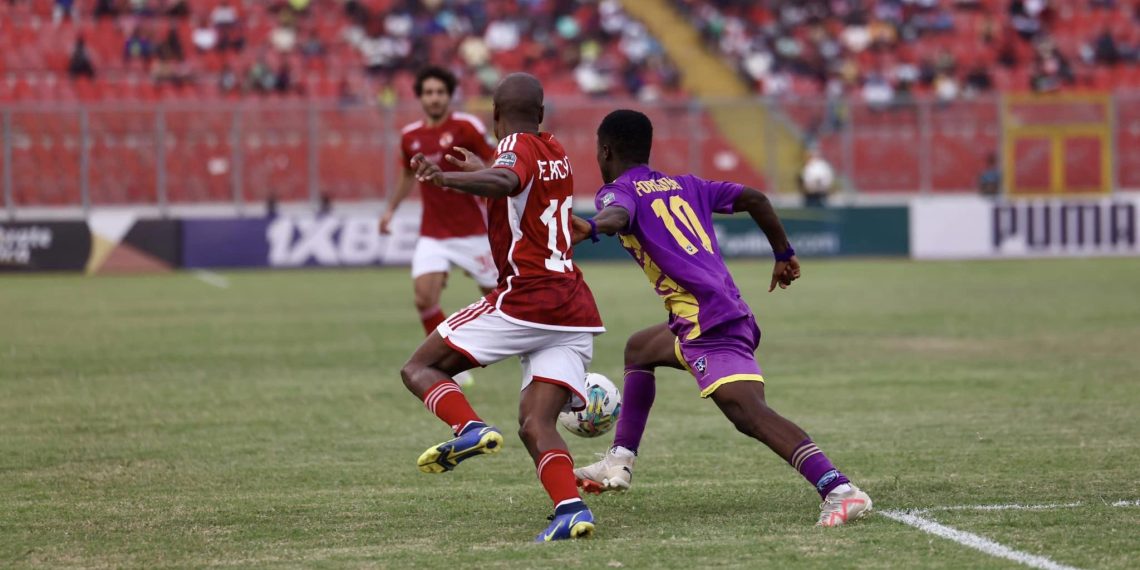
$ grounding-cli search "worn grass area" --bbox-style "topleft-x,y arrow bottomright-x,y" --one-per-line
2,258 -> 1138,569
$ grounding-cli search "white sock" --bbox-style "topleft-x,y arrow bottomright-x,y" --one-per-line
610,445 -> 635,457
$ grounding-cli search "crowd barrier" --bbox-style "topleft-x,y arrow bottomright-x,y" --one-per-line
6,94 -> 1139,212
4,197 -> 1138,273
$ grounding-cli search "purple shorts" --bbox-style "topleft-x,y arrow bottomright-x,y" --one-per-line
674,316 -> 765,398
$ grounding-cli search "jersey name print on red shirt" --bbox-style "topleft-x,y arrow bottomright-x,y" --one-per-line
400,112 -> 495,239
484,132 -> 604,332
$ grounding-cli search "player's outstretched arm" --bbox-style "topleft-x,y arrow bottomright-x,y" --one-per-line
733,187 -> 801,292
410,153 -> 518,198
570,207 -> 630,245
380,169 -> 416,234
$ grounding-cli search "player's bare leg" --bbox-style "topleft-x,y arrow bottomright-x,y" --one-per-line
709,382 -> 872,526
575,322 -> 681,493
708,381 -> 806,458
400,333 -> 503,473
413,272 -> 448,335
520,380 -> 595,541
413,272 -> 479,387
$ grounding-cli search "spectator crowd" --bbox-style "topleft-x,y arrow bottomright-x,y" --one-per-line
3,0 -> 682,102
673,0 -> 1140,104
3,0 -> 1139,103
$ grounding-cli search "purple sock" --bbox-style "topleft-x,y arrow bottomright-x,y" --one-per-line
612,368 -> 656,454
790,438 -> 850,498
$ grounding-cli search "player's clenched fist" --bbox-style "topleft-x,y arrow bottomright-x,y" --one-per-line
769,256 -> 801,292
378,210 -> 394,234
410,153 -> 445,186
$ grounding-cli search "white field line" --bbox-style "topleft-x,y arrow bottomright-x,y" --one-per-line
928,502 -> 1084,512
193,270 -> 230,289
926,500 -> 1139,511
881,509 -> 1084,570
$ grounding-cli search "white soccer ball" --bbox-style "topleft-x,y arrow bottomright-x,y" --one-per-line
559,373 -> 621,438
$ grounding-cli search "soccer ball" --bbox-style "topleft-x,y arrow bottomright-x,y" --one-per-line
559,373 -> 621,438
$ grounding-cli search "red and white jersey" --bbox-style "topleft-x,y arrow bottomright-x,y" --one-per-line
400,112 -> 496,239
484,131 -> 604,332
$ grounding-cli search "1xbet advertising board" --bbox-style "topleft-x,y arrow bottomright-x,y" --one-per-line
181,209 -> 420,269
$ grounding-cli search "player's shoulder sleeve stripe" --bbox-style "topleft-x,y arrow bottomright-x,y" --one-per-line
496,133 -> 519,154
400,120 -> 424,135
452,112 -> 487,135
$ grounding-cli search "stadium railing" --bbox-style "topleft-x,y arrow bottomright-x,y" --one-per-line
3,93 -> 1139,218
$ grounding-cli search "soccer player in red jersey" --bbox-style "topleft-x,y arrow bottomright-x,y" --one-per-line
381,66 -> 497,386
401,73 -> 604,542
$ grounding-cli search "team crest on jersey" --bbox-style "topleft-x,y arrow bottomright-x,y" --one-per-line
601,192 -> 616,207
494,152 -> 517,167
694,356 -> 707,374
439,132 -> 454,148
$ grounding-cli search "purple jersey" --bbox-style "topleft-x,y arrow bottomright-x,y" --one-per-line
594,165 -> 750,340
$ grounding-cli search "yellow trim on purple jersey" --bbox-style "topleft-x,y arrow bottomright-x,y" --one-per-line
674,338 -> 692,373
619,234 -> 702,340
699,374 -> 766,399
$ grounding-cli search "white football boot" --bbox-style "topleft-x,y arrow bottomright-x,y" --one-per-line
574,446 -> 635,494
817,484 -> 873,526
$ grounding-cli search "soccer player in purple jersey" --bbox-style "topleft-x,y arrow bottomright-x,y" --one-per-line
569,110 -> 872,526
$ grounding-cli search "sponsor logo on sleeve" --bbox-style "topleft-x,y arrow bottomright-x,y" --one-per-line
494,152 -> 517,167
601,192 -> 616,207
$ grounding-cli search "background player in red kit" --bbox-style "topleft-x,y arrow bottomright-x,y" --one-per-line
381,66 -> 497,386
401,73 -> 604,542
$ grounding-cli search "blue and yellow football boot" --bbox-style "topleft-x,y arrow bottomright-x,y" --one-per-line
535,502 -> 596,542
417,421 -> 503,474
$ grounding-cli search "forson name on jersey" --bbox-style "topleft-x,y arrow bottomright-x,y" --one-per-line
537,156 -> 573,182
634,177 -> 683,196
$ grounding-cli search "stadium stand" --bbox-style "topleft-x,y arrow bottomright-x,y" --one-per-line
672,0 -> 1140,97
0,0 -> 682,102
1,0 -> 1137,206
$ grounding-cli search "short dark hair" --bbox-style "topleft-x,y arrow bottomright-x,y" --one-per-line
597,109 -> 653,163
414,66 -> 457,97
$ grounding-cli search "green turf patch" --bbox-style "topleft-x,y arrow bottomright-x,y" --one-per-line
2,259 -> 1138,568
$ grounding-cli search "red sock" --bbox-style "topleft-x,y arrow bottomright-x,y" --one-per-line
420,306 -> 445,336
422,380 -> 480,434
536,449 -> 580,506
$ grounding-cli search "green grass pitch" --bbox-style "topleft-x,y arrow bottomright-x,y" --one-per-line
2,258 -> 1138,568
